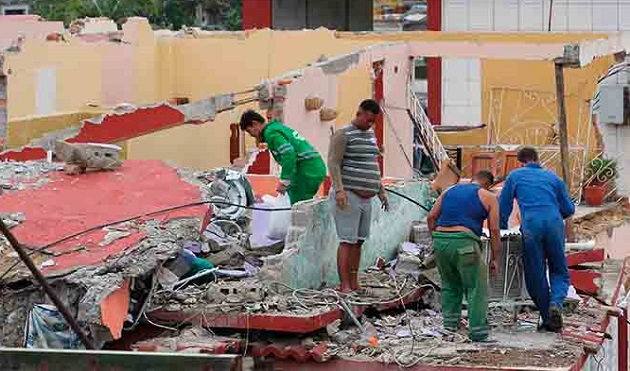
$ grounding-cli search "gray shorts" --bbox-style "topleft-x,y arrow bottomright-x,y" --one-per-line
329,190 -> 373,244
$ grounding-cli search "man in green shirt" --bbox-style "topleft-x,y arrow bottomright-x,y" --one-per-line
240,110 -> 327,204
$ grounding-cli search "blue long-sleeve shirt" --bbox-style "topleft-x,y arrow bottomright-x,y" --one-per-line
499,163 -> 575,229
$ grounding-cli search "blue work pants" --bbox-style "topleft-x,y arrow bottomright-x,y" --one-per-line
521,215 -> 570,325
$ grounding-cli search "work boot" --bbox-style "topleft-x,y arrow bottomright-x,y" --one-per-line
548,305 -> 563,333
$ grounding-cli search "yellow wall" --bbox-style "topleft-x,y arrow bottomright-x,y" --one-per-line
336,66 -> 373,127
1,25 -> 617,171
439,55 -> 613,148
4,40 -> 103,120
6,109 -> 104,148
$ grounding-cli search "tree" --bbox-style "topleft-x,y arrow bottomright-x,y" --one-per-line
30,0 -> 241,30
31,0 -> 163,26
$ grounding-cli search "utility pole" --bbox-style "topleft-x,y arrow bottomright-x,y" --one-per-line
554,58 -> 574,242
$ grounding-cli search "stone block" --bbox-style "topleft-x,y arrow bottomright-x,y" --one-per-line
55,140 -> 122,170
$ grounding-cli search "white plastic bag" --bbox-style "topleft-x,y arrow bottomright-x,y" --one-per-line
264,193 -> 291,240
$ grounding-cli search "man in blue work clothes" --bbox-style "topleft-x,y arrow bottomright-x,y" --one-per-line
499,147 -> 575,332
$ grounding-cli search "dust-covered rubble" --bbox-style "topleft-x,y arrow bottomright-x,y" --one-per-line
0,160 -> 63,191
0,217 -> 201,347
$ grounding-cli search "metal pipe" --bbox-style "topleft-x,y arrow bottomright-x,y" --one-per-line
565,241 -> 596,251
0,218 -> 95,349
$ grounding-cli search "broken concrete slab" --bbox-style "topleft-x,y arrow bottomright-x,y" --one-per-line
54,141 -> 122,172
259,181 -> 432,289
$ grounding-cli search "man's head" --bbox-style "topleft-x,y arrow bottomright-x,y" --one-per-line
240,110 -> 267,140
517,146 -> 539,165
354,99 -> 381,130
473,170 -> 495,190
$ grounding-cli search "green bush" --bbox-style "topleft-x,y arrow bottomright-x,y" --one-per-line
585,157 -> 617,185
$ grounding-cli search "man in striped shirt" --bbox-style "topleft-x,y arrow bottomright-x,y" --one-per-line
328,99 -> 389,293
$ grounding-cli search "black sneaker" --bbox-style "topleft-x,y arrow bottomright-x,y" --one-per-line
548,305 -> 563,333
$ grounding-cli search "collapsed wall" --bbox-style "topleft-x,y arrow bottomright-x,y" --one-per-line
0,218 -> 201,347
259,181 -> 434,289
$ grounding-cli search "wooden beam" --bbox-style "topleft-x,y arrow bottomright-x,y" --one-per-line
554,61 -> 575,242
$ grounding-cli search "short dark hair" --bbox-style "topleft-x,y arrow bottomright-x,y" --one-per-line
240,110 -> 265,130
474,170 -> 495,186
359,99 -> 381,115
517,146 -> 539,163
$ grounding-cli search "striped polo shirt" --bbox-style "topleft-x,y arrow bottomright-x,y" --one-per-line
339,124 -> 381,194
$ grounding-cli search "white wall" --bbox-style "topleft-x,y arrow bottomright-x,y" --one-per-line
442,0 -> 630,32
441,57 -> 481,125
441,0 -> 630,128
594,60 -> 630,196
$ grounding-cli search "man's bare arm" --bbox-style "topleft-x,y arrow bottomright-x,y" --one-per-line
327,131 -> 346,192
427,194 -> 444,231
481,189 -> 501,269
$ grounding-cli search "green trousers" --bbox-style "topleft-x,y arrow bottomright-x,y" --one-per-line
287,158 -> 326,205
432,231 -> 489,342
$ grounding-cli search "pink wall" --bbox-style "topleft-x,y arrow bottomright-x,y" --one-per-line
379,45 -> 414,180
0,17 -> 64,50
278,44 -> 414,180
282,67 -> 339,171
101,43 -> 133,105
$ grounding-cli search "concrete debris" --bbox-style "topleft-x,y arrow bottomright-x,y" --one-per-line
179,94 -> 234,123
54,141 -> 122,174
574,203 -> 630,240
0,212 -> 26,229
0,217 -> 201,347
0,160 -> 63,190
99,230 -> 132,247
326,307 -> 583,368
319,52 -> 360,75
132,326 -> 242,353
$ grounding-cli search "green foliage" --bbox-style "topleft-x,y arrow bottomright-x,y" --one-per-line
30,0 -> 242,30
221,0 -> 242,31
585,157 -> 617,184
31,0 -> 161,26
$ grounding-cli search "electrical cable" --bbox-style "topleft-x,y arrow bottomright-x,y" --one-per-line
385,188 -> 431,212
0,199 -> 292,281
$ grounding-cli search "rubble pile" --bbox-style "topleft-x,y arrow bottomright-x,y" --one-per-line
0,217 -> 201,347
0,160 -> 63,191
574,203 -> 630,240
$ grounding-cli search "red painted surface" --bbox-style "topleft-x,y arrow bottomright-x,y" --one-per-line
131,336 -> 242,354
426,0 -> 442,31
229,123 -> 240,164
426,57 -> 441,125
0,147 -> 47,161
251,342 -> 329,363
242,0 -> 272,29
566,249 -> 605,267
426,0 -> 442,126
247,150 -> 271,174
0,105 -> 187,162
573,257 -> 630,369
373,62 -> 384,174
148,287 -> 426,333
149,309 -> 344,334
569,269 -> 602,295
69,105 -> 186,144
1,160 -> 205,276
